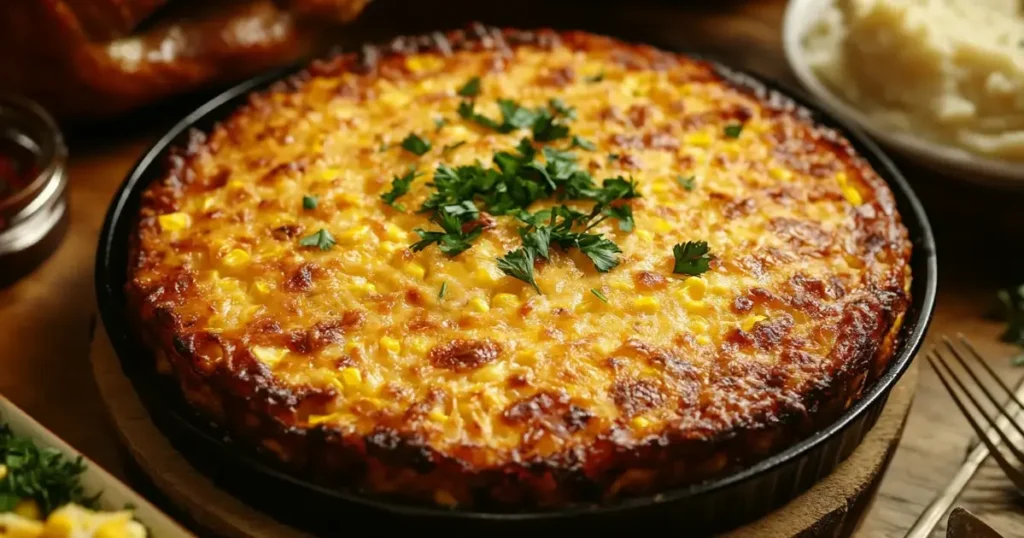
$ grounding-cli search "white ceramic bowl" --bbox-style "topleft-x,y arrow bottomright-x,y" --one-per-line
0,395 -> 193,537
782,0 -> 1024,189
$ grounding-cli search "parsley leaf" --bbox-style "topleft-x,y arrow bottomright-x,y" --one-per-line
433,117 -> 448,132
379,142 -> 390,152
998,285 -> 1024,350
520,225 -> 552,260
603,204 -> 634,232
677,175 -> 696,191
570,135 -> 596,151
497,248 -> 541,294
608,153 -> 620,162
0,425 -> 98,516
595,176 -> 640,205
458,99 -> 574,142
299,229 -> 336,251
724,124 -> 744,138
380,167 -> 420,209
401,133 -> 432,156
585,72 -> 605,83
302,195 -> 318,210
457,76 -> 482,98
442,141 -> 466,156
577,235 -> 622,272
672,241 -> 712,275
438,281 -> 448,300
591,288 -> 609,303
410,205 -> 482,256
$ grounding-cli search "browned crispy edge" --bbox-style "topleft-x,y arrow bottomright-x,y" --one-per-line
124,23 -> 913,511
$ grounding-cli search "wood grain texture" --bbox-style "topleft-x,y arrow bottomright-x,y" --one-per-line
3,0 -> 1024,536
88,320 -> 916,538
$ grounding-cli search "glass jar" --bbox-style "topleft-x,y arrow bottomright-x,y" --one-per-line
0,95 -> 69,286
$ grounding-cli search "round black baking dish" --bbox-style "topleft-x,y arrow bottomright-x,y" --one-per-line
95,25 -> 937,536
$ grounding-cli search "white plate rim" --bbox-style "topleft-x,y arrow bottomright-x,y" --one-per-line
782,0 -> 1024,188
0,395 -> 194,537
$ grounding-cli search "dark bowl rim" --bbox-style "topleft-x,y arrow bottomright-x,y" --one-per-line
94,31 -> 938,522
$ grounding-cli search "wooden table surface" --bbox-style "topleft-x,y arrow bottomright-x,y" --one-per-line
3,1 -> 1024,536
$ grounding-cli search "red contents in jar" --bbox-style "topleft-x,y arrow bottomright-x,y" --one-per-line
0,144 -> 37,203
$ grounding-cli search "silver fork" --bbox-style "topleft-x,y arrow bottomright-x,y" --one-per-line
904,334 -> 1024,538
928,334 -> 1024,492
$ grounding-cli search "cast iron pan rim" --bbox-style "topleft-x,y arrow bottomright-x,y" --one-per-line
95,38 -> 938,521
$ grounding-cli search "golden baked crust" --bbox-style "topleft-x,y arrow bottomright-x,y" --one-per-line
126,26 -> 912,510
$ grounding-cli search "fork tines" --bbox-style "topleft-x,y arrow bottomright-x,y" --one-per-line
928,333 -> 1024,491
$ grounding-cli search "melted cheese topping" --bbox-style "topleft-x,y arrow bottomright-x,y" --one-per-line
132,41 -> 909,462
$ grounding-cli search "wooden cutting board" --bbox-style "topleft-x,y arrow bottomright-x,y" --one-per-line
89,319 -> 918,538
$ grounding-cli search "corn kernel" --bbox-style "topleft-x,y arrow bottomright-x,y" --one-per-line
253,280 -> 271,294
681,276 -> 708,300
221,248 -> 250,268
345,339 -> 362,355
636,229 -> 654,243
95,517 -> 133,538
380,91 -> 412,109
43,511 -> 75,536
340,367 -> 362,387
4,515 -> 44,536
307,413 -> 338,426
428,410 -> 449,422
690,317 -> 711,334
682,299 -> 707,313
474,268 -> 498,285
201,196 -> 216,211
633,296 -> 659,312
468,296 -> 490,313
349,281 -> 377,295
0,464 -> 6,481
340,225 -> 371,243
434,489 -> 458,507
406,55 -> 444,72
473,363 -> 506,383
652,218 -> 673,234
836,172 -> 863,206
380,241 -> 403,255
593,338 -> 618,356
516,349 -> 538,365
320,168 -> 340,182
252,346 -> 288,366
404,263 -> 426,279
157,212 -> 190,232
651,181 -> 670,194
632,416 -> 651,429
492,293 -> 519,308
385,223 -> 408,242
769,166 -> 793,181
14,499 -> 40,520
741,315 -> 767,332
696,334 -> 712,346
379,336 -> 401,354
337,192 -> 362,206
722,142 -> 741,158
684,132 -> 712,147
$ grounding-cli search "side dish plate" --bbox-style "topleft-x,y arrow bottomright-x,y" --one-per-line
96,25 -> 937,535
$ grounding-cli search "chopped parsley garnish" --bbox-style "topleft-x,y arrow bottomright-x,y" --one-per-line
411,204 -> 483,256
497,248 -> 541,294
299,229 -> 336,251
302,195 -> 318,210
584,72 -> 605,83
591,288 -> 609,303
457,76 -> 482,98
603,204 -> 634,232
570,135 -> 596,151
433,117 -> 448,132
380,167 -> 420,210
401,133 -> 432,156
998,285 -> 1024,354
442,141 -> 466,156
608,153 -> 620,162
724,124 -> 744,138
677,175 -> 696,191
438,281 -> 448,300
0,425 -> 98,515
379,142 -> 390,152
457,98 -> 575,142
672,241 -> 712,275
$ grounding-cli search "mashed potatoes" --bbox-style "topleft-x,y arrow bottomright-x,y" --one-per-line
803,0 -> 1024,161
